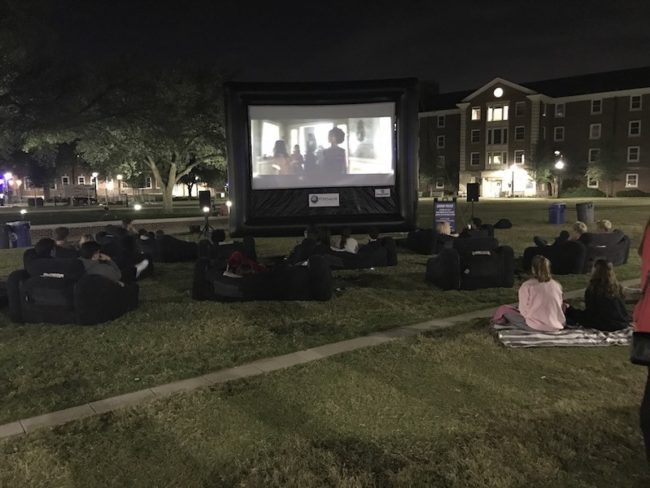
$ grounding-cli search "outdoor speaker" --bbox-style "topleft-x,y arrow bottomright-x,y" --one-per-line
467,183 -> 479,203
198,190 -> 211,209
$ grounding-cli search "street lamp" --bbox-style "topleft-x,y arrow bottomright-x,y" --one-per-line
553,151 -> 565,198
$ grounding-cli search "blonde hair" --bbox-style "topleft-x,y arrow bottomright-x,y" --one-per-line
573,221 -> 588,235
435,221 -> 451,235
596,219 -> 612,232
531,255 -> 552,283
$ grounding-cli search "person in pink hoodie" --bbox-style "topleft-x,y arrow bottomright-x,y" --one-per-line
503,255 -> 565,332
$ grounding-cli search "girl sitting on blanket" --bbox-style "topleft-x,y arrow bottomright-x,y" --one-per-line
495,255 -> 565,332
565,259 -> 631,331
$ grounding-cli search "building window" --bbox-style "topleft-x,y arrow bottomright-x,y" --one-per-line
628,146 -> 640,163
61,176 -> 70,185
553,126 -> 565,141
436,135 -> 445,149
487,128 -> 508,145
591,99 -> 602,114
471,107 -> 481,120
629,120 -> 641,137
50,182 -> 57,190
487,105 -> 509,122
487,151 -> 507,166
144,177 -> 153,189
515,101 -> 525,117
555,103 -> 565,118
514,126 -> 525,141
587,177 -> 599,188
471,129 -> 480,144
77,176 -> 85,185
470,152 -> 480,166
589,123 -> 601,140
626,174 -> 639,188
437,115 -> 445,128
589,148 -> 600,163
630,95 -> 642,111
514,150 -> 525,164
436,155 -> 445,167
435,179 -> 445,189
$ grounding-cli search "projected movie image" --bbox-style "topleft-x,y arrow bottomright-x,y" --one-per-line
249,103 -> 395,190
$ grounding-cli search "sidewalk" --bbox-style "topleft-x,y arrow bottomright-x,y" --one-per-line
0,279 -> 639,440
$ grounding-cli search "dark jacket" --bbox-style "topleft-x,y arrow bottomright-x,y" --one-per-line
575,288 -> 631,331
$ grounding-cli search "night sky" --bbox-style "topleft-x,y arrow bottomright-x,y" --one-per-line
37,0 -> 650,92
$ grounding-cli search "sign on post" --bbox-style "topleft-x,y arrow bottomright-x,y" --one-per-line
434,197 -> 457,233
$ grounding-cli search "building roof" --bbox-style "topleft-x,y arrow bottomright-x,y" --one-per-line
429,65 -> 650,109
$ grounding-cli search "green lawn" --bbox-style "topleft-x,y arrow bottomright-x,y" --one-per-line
1,322 -> 648,487
0,198 -> 648,425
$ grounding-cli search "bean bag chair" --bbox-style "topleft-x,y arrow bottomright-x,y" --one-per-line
197,236 -> 256,263
0,280 -> 7,308
192,255 -> 332,302
329,237 -> 398,269
399,229 -> 453,255
580,231 -> 631,272
522,241 -> 586,275
426,237 -> 514,290
156,235 -> 198,262
7,258 -> 138,325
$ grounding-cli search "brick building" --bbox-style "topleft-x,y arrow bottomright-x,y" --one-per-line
419,66 -> 650,197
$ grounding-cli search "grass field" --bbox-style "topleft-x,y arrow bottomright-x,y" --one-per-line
1,198 -> 649,486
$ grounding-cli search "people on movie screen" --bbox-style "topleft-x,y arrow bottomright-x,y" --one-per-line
321,127 -> 348,175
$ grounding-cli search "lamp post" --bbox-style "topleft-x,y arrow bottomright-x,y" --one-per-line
91,172 -> 99,204
554,151 -> 565,198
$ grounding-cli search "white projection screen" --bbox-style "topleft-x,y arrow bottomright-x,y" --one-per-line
248,102 -> 395,190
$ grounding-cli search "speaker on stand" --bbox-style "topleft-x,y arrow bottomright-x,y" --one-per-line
466,183 -> 479,221
198,191 -> 214,240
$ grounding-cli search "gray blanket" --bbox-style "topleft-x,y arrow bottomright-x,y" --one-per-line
492,323 -> 633,348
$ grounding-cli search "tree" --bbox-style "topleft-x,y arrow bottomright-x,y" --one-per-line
585,143 -> 625,197
529,142 -> 558,197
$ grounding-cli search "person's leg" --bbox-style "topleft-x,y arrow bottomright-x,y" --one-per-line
533,236 -> 548,247
641,367 -> 650,463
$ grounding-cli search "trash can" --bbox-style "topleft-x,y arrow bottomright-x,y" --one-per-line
576,202 -> 594,224
5,221 -> 32,248
548,202 -> 566,224
0,225 -> 9,249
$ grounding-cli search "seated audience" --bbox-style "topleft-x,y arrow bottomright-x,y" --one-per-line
435,221 -> 451,236
572,221 -> 588,240
287,226 -> 320,264
155,229 -> 165,237
223,251 -> 266,277
54,227 -> 74,249
122,218 -> 137,235
596,219 -> 613,233
79,241 -> 123,284
31,238 -> 56,261
79,234 -> 95,246
565,259 -> 631,331
330,227 -> 359,254
499,255 -> 565,332
533,221 -> 586,247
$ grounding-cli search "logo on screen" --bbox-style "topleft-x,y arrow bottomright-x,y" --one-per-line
308,193 -> 340,207
310,195 -> 319,203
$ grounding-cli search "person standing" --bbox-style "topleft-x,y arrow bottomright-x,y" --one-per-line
635,217 -> 650,462
321,127 -> 347,176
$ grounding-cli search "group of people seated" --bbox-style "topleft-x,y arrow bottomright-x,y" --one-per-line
533,219 -> 617,247
494,254 -> 630,332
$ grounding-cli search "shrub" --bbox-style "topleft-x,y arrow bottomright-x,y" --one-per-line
616,189 -> 650,197
559,187 -> 606,198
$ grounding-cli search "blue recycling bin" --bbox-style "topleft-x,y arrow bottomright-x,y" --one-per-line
548,203 -> 566,225
5,221 -> 32,248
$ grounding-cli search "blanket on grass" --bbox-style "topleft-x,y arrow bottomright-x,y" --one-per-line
492,323 -> 633,348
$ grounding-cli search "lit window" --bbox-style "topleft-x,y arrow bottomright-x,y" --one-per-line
435,179 -> 445,189
487,152 -> 506,165
553,126 -> 565,141
588,148 -> 600,163
145,177 -> 153,189
436,135 -> 445,149
591,99 -> 602,114
436,155 -> 445,167
50,182 -> 57,190
515,101 -> 525,117
587,177 -> 599,188
589,123 -> 601,140
555,103 -> 565,118
514,150 -> 525,164
628,146 -> 640,162
626,173 -> 639,188
515,126 -> 525,141
470,152 -> 480,166
487,128 -> 508,145
487,105 -> 509,122
630,95 -> 642,111
471,107 -> 481,120
629,120 -> 641,137
437,115 -> 445,128
471,129 -> 480,144
78,176 -> 85,185
61,176 -> 70,185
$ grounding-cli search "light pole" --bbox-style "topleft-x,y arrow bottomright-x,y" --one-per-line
554,151 -> 565,198
92,172 -> 99,204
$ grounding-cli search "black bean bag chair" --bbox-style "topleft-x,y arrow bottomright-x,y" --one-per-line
192,255 -> 332,302
197,236 -> 257,263
156,235 -> 198,262
95,232 -> 152,281
399,229 -> 454,255
522,231 -> 630,275
426,237 -> 514,290
328,237 -> 398,269
7,258 -> 139,325
0,280 -> 7,308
